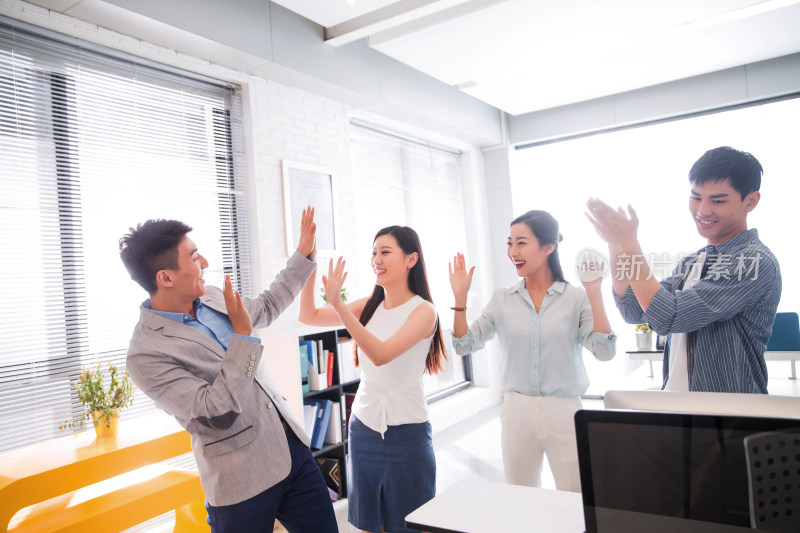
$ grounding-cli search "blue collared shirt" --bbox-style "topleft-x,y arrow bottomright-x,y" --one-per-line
614,228 -> 781,393
142,299 -> 261,350
452,280 -> 616,397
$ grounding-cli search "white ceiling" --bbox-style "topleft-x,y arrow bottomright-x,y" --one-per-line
273,0 -> 800,115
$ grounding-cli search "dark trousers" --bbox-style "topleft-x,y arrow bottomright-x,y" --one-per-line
205,428 -> 338,533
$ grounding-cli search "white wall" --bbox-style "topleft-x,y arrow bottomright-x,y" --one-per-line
0,0 -> 502,387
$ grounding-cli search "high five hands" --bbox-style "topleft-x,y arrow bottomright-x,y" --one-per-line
297,206 -> 317,258
322,257 -> 348,309
223,274 -> 252,336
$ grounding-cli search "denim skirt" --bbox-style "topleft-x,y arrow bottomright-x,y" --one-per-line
347,415 -> 436,533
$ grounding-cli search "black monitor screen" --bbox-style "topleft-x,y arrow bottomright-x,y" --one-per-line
575,409 -> 800,533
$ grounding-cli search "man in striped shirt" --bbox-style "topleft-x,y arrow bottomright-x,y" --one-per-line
586,146 -> 781,393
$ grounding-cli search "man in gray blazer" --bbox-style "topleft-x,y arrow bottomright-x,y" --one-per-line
119,208 -> 337,533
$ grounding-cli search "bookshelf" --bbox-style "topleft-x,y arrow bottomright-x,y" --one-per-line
298,328 -> 360,501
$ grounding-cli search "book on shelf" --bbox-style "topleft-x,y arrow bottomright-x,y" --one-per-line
298,344 -> 310,393
326,486 -> 339,502
338,339 -> 360,383
298,340 -> 316,367
315,339 -> 324,370
305,398 -> 333,450
302,403 -> 317,439
301,339 -> 329,391
326,350 -> 334,387
323,401 -> 342,445
343,392 -> 356,434
316,456 -> 342,499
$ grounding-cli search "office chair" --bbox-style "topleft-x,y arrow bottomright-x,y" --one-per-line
765,312 -> 800,379
744,430 -> 800,531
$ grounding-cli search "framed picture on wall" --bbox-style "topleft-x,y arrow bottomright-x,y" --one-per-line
282,160 -> 338,256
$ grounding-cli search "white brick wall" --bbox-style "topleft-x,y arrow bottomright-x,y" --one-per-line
242,77 -> 491,330
1,0 -> 494,347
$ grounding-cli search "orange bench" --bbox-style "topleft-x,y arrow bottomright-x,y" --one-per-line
0,413 -> 207,532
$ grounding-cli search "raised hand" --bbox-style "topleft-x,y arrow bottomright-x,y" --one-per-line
449,253 -> 475,303
322,257 -> 348,309
297,206 -> 316,257
223,274 -> 252,336
585,198 -> 640,250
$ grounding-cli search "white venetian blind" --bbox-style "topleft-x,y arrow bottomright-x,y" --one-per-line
0,21 -> 251,452
349,120 -> 471,395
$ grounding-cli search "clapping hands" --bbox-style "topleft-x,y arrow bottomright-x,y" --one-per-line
585,198 -> 640,250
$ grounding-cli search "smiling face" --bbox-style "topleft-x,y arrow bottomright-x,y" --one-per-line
689,179 -> 760,245
372,233 -> 417,288
507,222 -> 554,278
166,235 -> 209,301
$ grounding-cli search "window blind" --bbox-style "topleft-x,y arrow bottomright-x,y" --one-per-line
349,120 -> 471,395
0,22 -> 251,452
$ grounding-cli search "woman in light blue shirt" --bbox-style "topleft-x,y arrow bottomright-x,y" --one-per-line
449,210 -> 616,491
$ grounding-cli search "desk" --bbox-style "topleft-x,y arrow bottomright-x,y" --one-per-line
626,349 -> 662,377
404,479 -> 584,533
626,349 -> 799,379
766,351 -> 800,379
0,412 -> 204,532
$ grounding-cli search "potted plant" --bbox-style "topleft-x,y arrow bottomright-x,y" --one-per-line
60,361 -> 135,438
635,323 -> 653,351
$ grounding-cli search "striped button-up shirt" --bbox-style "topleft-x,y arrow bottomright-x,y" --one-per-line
615,228 -> 781,393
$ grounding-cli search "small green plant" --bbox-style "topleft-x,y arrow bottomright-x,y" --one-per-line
60,361 -> 135,431
320,286 -> 348,305
635,323 -> 652,334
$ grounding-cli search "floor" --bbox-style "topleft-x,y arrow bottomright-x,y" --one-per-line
334,359 -> 800,532
150,359 -> 800,533
430,359 -> 800,496
333,390 -> 607,531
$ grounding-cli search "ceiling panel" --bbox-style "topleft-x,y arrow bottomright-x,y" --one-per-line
271,0 -> 404,27
367,0 -> 800,114
28,0 -> 800,116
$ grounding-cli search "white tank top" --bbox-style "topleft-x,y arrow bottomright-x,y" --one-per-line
351,294 -> 434,437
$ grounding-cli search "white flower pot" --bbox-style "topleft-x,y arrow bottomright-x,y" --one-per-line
635,332 -> 653,351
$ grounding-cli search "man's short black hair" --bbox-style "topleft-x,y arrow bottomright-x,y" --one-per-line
689,146 -> 763,199
119,219 -> 193,294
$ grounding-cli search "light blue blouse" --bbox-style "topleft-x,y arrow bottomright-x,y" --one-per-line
452,280 -> 616,397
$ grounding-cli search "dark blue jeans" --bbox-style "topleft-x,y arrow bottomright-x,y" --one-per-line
205,428 -> 337,533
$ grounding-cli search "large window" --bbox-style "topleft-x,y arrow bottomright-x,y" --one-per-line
0,23 -> 250,451
349,120 -> 472,398
511,96 -> 800,393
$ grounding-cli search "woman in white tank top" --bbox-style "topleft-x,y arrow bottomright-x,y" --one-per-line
298,225 -> 447,533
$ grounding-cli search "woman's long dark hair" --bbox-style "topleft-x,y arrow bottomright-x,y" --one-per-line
511,210 -> 566,283
353,225 -> 447,374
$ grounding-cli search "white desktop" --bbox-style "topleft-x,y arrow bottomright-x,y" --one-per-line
603,389 -> 800,418
406,390 -> 800,533
404,478 -> 584,533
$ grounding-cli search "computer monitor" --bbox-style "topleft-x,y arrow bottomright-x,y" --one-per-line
603,389 -> 800,418
575,409 -> 800,533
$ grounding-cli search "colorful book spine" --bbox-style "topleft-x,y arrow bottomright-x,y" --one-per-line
327,350 -> 334,387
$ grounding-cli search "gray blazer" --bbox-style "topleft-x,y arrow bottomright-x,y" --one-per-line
126,251 -> 315,506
